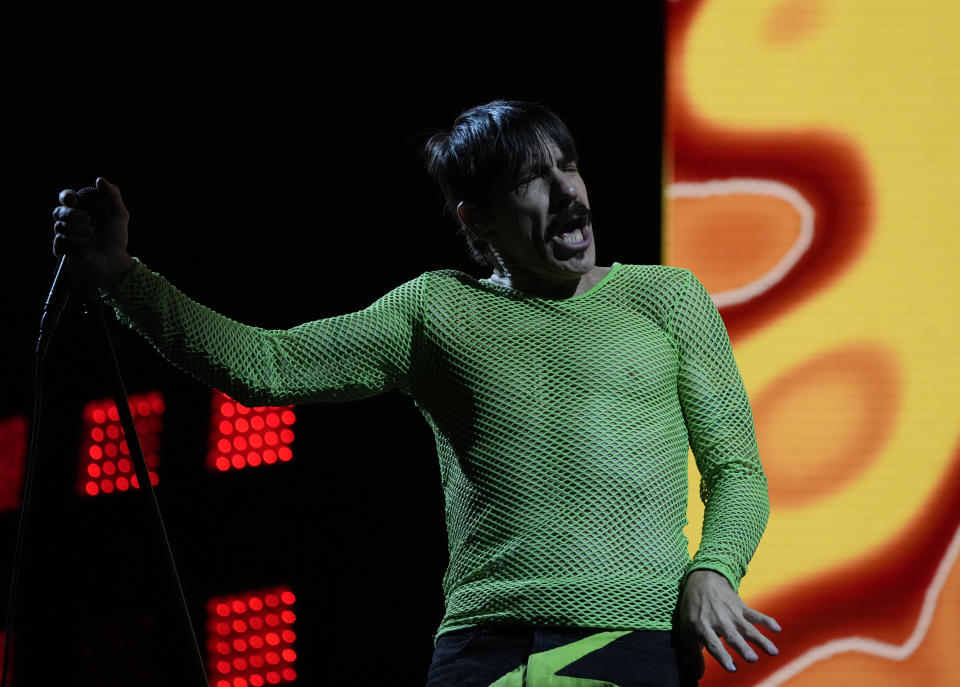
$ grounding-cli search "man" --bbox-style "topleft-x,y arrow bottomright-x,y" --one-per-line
52,100 -> 780,686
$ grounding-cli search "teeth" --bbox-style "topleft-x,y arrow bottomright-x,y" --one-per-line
560,229 -> 584,243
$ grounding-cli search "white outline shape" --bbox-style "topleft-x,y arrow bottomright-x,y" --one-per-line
666,179 -> 815,306
754,520 -> 960,686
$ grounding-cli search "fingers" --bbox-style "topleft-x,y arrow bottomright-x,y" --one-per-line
700,626 -> 737,672
744,607 -> 782,634
723,624 -> 759,663
741,622 -> 780,657
95,177 -> 128,216
53,191 -> 95,258
52,231 -> 88,257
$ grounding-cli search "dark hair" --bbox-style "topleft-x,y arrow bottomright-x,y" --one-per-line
423,100 -> 579,265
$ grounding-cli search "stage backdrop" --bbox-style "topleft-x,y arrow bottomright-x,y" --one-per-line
664,1 -> 960,685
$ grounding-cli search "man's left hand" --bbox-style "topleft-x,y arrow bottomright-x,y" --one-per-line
678,569 -> 781,675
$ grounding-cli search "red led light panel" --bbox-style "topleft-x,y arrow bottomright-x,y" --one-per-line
78,391 -> 164,497
206,586 -> 298,686
0,415 -> 28,512
207,392 -> 295,472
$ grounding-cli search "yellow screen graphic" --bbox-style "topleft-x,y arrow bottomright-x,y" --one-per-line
664,1 -> 960,684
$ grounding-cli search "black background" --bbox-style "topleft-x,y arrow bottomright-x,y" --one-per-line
2,4 -> 665,685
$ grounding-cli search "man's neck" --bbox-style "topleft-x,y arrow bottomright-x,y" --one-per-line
490,265 -> 611,299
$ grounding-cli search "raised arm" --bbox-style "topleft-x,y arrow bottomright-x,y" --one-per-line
51,179 -> 422,406
668,270 -> 780,673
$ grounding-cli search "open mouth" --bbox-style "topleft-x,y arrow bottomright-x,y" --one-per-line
551,223 -> 592,253
549,203 -> 593,254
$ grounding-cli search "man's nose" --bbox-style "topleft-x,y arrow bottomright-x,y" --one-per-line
548,169 -> 578,206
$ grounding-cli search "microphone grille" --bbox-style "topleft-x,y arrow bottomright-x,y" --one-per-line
75,186 -> 110,225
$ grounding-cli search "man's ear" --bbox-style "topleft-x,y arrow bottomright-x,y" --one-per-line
457,201 -> 492,238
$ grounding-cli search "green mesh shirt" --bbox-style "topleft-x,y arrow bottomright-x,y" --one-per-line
102,259 -> 769,638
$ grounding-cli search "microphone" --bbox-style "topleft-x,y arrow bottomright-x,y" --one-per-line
36,186 -> 110,357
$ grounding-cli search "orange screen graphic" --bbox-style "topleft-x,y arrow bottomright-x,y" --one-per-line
665,1 -> 960,685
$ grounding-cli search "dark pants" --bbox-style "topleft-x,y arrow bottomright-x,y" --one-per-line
425,625 -> 700,687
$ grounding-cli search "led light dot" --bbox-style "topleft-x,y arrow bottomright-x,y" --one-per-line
251,416 -> 265,430
231,454 -> 245,469
118,458 -> 131,473
100,479 -> 114,493
232,600 -> 247,614
232,619 -> 247,633
266,413 -> 280,428
89,446 -> 103,460
281,630 -> 295,642
216,457 -> 231,471
249,434 -> 263,448
217,659 -> 230,674
216,603 -> 230,617
116,476 -> 130,491
279,429 -> 294,443
278,447 -> 292,462
219,420 -> 233,435
107,425 -> 120,439
249,597 -> 263,611
149,472 -> 159,486
85,482 -> 99,496
250,675 -> 264,687
266,672 -> 280,685
280,610 -> 295,624
280,410 -> 295,425
217,641 -> 230,654
237,405 -> 251,416
265,632 -> 279,646
92,409 -> 106,423
233,657 -> 248,671
103,461 -> 116,476
91,427 -> 104,441
88,464 -> 101,478
281,668 -> 296,681
247,452 -> 262,467
265,595 -> 279,608
265,652 -> 279,665
233,436 -> 248,451
105,443 -> 118,458
280,591 -> 295,604
218,438 -> 232,453
233,638 -> 248,652
221,403 -> 235,417
235,418 -> 249,433
263,450 -> 277,464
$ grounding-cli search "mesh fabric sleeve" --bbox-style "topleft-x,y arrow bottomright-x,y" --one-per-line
669,270 -> 769,592
100,259 -> 423,406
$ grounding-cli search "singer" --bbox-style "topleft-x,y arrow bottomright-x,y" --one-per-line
51,100 -> 780,687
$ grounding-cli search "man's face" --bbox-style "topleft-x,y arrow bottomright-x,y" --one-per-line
480,139 -> 595,282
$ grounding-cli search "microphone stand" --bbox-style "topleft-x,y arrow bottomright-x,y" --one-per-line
2,283 -> 208,686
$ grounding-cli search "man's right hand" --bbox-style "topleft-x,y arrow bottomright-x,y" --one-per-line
51,177 -> 135,290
